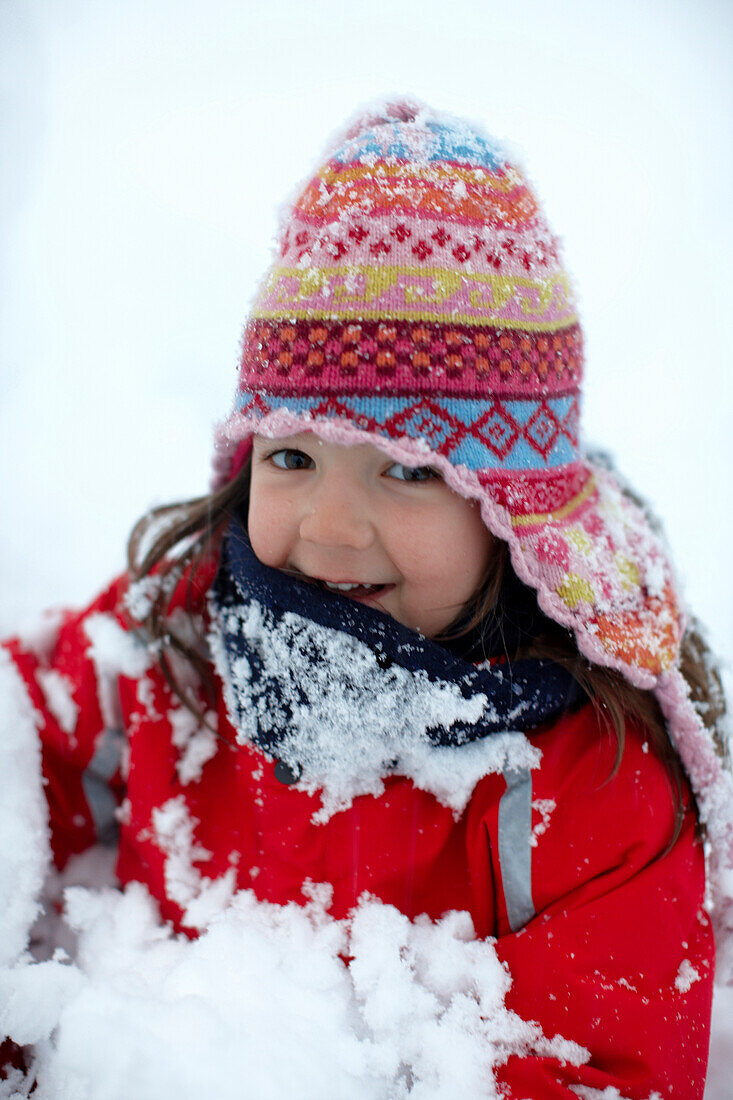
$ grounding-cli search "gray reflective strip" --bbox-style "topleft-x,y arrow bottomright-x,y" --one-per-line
82,728 -> 123,846
498,766 -> 535,932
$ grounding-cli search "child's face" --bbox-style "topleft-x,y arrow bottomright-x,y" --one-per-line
248,433 -> 496,637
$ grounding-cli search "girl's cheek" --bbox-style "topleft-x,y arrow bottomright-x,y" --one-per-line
249,486 -> 300,569
247,494 -> 278,566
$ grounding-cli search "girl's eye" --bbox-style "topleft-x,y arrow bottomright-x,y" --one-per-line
386,462 -> 440,483
269,449 -> 314,471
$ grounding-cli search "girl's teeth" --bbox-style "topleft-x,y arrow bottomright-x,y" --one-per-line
325,581 -> 375,592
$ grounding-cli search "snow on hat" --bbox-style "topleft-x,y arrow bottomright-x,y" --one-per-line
213,98 -> 732,863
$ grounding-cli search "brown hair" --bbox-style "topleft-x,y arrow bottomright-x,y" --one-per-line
127,458 -> 728,827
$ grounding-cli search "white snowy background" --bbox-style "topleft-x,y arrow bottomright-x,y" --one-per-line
1,0 -> 731,1095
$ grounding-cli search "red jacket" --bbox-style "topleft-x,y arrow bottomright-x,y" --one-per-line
2,567 -> 714,1097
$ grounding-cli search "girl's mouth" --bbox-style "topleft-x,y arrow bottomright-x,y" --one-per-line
320,580 -> 392,602
286,567 -> 393,603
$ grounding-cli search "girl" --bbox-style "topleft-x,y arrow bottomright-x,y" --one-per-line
2,99 -> 731,1097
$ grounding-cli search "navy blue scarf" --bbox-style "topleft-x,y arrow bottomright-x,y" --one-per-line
212,516 -> 583,756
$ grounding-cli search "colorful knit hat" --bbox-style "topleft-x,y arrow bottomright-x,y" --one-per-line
213,99 -> 732,848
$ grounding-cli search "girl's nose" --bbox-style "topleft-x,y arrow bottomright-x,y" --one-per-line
299,478 -> 374,551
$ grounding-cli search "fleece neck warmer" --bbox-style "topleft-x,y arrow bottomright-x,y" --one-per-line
212,516 -> 582,760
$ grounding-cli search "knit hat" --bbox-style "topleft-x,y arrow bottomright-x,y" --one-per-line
214,98 -> 674,679
213,99 -> 731,857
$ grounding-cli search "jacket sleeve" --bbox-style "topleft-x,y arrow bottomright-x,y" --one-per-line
469,708 -> 714,1099
2,576 -> 135,869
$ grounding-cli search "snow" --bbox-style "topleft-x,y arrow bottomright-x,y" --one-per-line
570,1088 -> 661,1100
37,670 -> 78,737
0,869 -> 588,1100
0,652 -> 51,969
84,615 -> 153,682
84,613 -> 154,728
169,705 -> 218,785
123,575 -> 166,623
530,798 -> 555,847
152,797 -> 236,929
675,958 -> 701,994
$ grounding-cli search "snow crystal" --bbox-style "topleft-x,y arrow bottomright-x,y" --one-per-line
210,597 -> 540,823
570,1089 -> 662,1100
169,705 -> 218,784
674,958 -> 701,993
37,669 -> 78,736
570,1089 -> 635,1100
0,878 -> 589,1099
399,733 -> 539,823
153,796 -> 213,906
530,798 -> 555,847
124,574 -> 167,622
84,613 -> 154,728
152,797 -> 235,929
643,553 -> 667,601
84,614 -> 154,679
136,675 -> 160,719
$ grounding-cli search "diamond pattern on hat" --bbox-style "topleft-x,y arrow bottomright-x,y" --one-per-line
382,398 -> 463,454
524,404 -> 561,458
467,403 -> 520,460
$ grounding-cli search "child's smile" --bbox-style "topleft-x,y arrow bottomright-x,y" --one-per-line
248,432 -> 496,637
296,575 -> 395,603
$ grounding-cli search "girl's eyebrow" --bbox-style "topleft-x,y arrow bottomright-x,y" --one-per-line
253,437 -> 289,453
